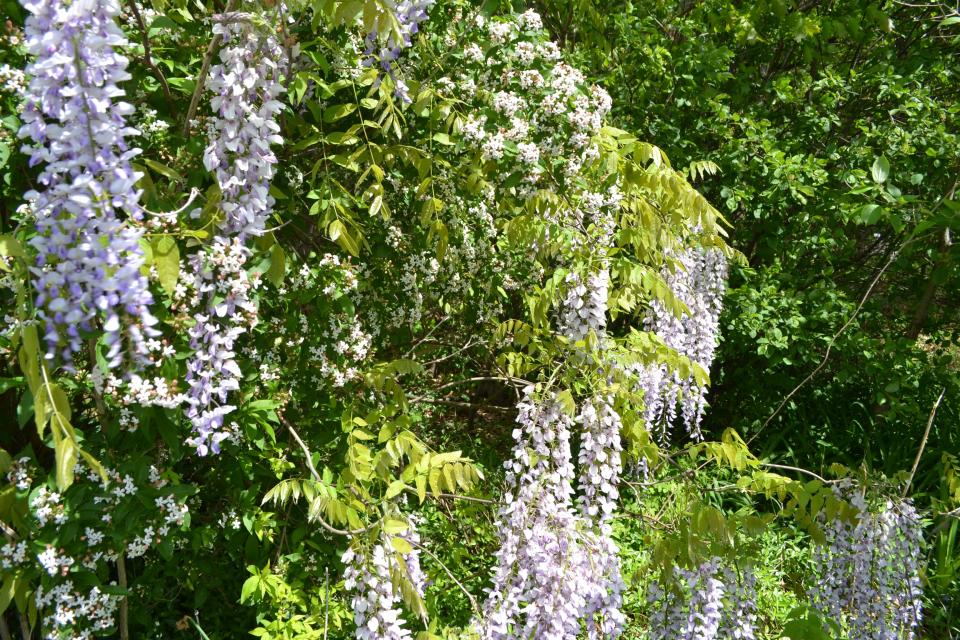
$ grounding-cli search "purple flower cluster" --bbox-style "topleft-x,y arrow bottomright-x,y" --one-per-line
647,559 -> 757,640
476,389 -> 624,640
363,0 -> 434,102
637,247 -> 728,442
577,395 -> 622,522
577,395 -> 626,638
342,539 -> 418,640
18,0 -> 157,371
810,486 -> 923,640
185,17 -> 286,455
560,269 -> 609,344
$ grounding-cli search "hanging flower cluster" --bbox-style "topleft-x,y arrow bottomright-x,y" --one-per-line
341,527 -> 426,640
646,559 -> 758,640
185,16 -> 286,455
476,388 -> 625,640
576,395 -> 626,638
638,246 -> 728,442
363,0 -> 435,102
560,269 -> 609,345
810,486 -> 923,640
18,0 -> 157,371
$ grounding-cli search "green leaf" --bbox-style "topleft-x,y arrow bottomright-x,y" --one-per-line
855,204 -> 882,225
151,235 -> 180,297
0,234 -> 25,259
55,436 -> 78,491
390,536 -> 413,554
384,518 -> 409,534
432,132 -> 454,146
267,245 -> 285,287
142,158 -> 184,183
240,575 -> 259,603
323,103 -> 357,123
0,574 -> 14,614
328,220 -> 360,256
385,480 -> 405,499
0,377 -> 25,394
871,156 -> 890,184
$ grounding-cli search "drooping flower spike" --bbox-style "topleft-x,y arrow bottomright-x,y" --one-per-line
184,14 -> 287,455
18,0 -> 158,371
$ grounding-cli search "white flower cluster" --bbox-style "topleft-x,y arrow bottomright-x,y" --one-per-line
0,62 -> 26,95
456,11 -> 612,206
7,455 -> 33,490
810,486 -> 923,640
35,581 -> 119,638
647,559 -> 757,640
1,541 -> 28,570
32,486 -> 67,527
636,247 -> 728,442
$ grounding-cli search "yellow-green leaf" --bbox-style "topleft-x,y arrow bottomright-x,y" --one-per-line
151,235 -> 180,297
390,536 -> 413,554
55,437 -> 78,491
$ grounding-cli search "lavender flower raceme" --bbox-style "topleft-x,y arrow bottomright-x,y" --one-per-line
184,16 -> 286,455
810,485 -> 923,640
363,0 -> 435,102
343,538 -> 420,640
646,559 -> 757,640
560,269 -> 609,345
638,246 -> 728,442
18,0 -> 158,371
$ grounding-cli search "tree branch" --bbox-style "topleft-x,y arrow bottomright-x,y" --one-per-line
127,0 -> 175,114
278,414 -> 379,536
408,539 -> 478,612
753,238 -> 908,442
902,387 -> 947,498
182,0 -> 238,136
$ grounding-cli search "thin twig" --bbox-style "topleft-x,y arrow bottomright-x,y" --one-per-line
408,539 -> 478,612
117,555 -> 130,640
0,519 -> 17,540
903,387 -> 947,498
409,376 -> 529,402
412,398 -> 515,412
279,414 -> 379,536
182,0 -> 238,136
753,242 -> 906,442
127,0 -> 175,113
323,566 -> 330,640
760,462 -> 829,484
402,486 -> 495,505
403,315 -> 451,358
